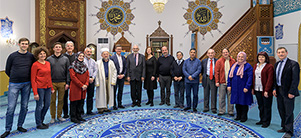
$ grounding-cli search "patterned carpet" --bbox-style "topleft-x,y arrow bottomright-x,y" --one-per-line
52,108 -> 263,138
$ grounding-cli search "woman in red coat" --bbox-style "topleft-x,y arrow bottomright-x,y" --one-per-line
252,52 -> 274,128
69,52 -> 89,123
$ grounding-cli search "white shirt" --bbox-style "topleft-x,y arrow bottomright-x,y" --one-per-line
255,63 -> 266,91
206,58 -> 215,75
117,54 -> 123,74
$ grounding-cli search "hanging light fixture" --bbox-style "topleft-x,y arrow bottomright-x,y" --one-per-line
150,0 -> 168,14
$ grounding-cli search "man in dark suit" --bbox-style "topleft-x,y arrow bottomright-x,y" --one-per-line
110,45 -> 127,110
201,49 -> 218,113
273,47 -> 300,138
127,45 -> 145,107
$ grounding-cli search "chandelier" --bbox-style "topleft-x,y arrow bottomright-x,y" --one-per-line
150,0 -> 168,14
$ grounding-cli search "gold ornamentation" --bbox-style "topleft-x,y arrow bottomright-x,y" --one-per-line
96,0 -> 135,36
49,0 -> 78,19
184,0 -> 222,37
54,21 -> 73,27
80,1 -> 85,45
40,0 -> 46,45
49,30 -> 56,36
71,31 -> 76,37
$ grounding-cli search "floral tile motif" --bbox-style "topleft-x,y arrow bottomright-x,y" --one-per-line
53,108 -> 263,138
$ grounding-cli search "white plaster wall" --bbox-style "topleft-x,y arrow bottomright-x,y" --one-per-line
0,0 -> 32,71
274,11 -> 301,61
87,0 -> 250,59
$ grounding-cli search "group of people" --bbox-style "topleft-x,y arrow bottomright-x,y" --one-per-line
1,37 -> 299,138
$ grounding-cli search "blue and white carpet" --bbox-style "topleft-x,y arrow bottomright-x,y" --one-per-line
52,108 -> 263,138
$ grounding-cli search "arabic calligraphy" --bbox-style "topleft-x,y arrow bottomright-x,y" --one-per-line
106,8 -> 124,25
194,7 -> 212,25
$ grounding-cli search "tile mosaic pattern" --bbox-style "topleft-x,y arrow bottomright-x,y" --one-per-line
273,0 -> 301,17
53,109 -> 263,138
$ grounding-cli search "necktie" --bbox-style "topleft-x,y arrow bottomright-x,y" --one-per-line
277,61 -> 283,85
210,59 -> 213,80
177,60 -> 180,65
135,53 -> 138,66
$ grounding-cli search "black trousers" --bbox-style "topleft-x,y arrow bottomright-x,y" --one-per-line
86,82 -> 95,113
146,90 -> 154,103
159,75 -> 172,104
70,99 -> 84,120
255,91 -> 273,125
63,89 -> 69,116
235,104 -> 249,120
114,78 -> 125,107
130,80 -> 142,105
276,86 -> 295,134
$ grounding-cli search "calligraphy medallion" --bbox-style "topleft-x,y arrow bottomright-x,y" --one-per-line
184,0 -> 223,38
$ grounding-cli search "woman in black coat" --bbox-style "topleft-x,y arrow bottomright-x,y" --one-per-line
144,47 -> 157,106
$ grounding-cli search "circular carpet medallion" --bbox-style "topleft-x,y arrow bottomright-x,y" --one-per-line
53,108 -> 263,138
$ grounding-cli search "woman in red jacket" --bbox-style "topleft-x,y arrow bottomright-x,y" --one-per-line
31,47 -> 54,129
69,52 -> 89,123
252,51 -> 274,128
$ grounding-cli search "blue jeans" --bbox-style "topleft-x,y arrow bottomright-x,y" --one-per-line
5,82 -> 31,131
35,88 -> 51,126
185,83 -> 199,109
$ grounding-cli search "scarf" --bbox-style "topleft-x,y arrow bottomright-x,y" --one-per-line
69,52 -> 88,74
229,51 -> 247,79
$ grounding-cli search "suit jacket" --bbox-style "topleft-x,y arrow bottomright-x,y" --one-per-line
110,54 -> 127,75
274,58 -> 300,96
201,58 -> 218,87
126,53 -> 145,81
252,63 -> 274,96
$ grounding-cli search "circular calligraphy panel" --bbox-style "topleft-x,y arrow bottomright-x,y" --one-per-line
193,6 -> 213,26
106,7 -> 125,26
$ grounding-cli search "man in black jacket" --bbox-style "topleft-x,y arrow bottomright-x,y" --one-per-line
171,51 -> 185,108
273,47 -> 300,138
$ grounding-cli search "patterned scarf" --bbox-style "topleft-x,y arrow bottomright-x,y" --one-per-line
229,51 -> 247,79
69,52 -> 88,74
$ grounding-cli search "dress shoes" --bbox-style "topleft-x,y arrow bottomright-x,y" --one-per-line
159,102 -> 164,105
218,113 -> 224,116
113,106 -> 118,110
17,127 -> 27,132
78,118 -> 86,121
240,119 -> 247,122
184,107 -> 191,111
63,115 -> 69,118
104,109 -> 111,112
261,124 -> 269,128
193,108 -> 197,112
150,103 -> 154,106
37,125 -> 48,129
173,105 -> 180,108
1,131 -> 10,138
203,109 -> 209,113
212,110 -> 217,114
87,112 -> 96,115
131,104 -> 136,107
146,102 -> 151,105
71,119 -> 81,123
166,103 -> 171,106
228,113 -> 234,117
137,104 -> 141,107
255,121 -> 263,125
234,117 -> 241,121
277,129 -> 286,133
42,123 -> 49,127
118,105 -> 125,109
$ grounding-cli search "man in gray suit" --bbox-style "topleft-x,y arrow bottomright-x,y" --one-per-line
201,49 -> 218,113
127,45 -> 145,107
